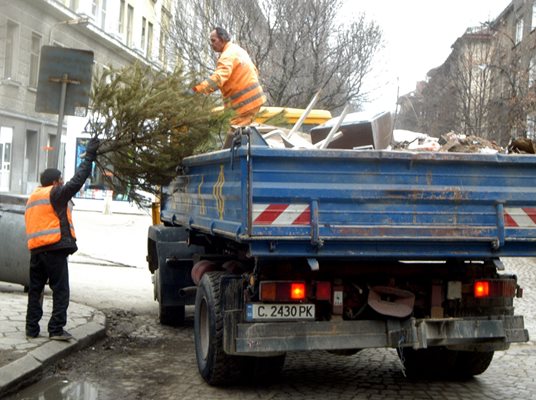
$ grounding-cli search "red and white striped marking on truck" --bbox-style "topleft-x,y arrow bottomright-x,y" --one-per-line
504,207 -> 536,227
252,204 -> 310,225
251,205 -> 536,228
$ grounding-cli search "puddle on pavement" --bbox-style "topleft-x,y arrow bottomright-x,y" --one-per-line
9,377 -> 100,400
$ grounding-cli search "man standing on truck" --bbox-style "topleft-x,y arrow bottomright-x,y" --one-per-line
24,137 -> 99,341
193,27 -> 266,148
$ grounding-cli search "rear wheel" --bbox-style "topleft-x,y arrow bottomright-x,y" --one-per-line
454,351 -> 494,378
397,347 -> 494,379
397,347 -> 457,379
240,354 -> 286,382
194,271 -> 242,385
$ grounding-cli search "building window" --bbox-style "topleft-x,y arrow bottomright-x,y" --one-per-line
141,17 -> 147,54
92,0 -> 107,29
4,21 -> 19,80
92,0 -> 98,17
29,33 -> 41,88
69,0 -> 79,11
126,4 -> 134,46
147,22 -> 153,58
159,8 -> 170,66
100,0 -> 107,30
119,0 -> 125,35
515,17 -> 524,44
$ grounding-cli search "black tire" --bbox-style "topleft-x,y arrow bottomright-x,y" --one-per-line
155,269 -> 185,326
397,347 -> 457,379
194,271 -> 242,386
397,347 -> 494,379
454,351 -> 494,378
240,354 -> 286,383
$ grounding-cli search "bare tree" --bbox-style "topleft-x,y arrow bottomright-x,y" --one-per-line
420,64 -> 458,138
448,28 -> 495,138
167,0 -> 383,111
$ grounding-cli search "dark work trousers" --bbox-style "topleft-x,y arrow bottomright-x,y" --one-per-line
25,250 -> 70,336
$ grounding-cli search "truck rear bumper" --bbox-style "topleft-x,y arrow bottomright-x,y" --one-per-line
224,313 -> 528,354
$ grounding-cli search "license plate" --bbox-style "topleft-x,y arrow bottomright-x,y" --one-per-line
246,303 -> 315,321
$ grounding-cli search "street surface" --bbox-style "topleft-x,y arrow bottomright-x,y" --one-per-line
6,211 -> 536,399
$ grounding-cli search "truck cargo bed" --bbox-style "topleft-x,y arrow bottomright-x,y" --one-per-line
161,142 -> 536,259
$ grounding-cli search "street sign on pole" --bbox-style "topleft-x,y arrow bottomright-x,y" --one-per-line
35,46 -> 93,116
35,46 -> 94,168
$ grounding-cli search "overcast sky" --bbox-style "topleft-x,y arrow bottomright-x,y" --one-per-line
340,0 -> 511,113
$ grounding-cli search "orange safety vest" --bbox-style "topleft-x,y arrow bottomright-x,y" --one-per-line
25,186 -> 76,250
193,42 -> 266,116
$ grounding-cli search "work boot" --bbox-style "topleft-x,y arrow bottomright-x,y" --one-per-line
26,332 -> 39,339
49,330 -> 73,341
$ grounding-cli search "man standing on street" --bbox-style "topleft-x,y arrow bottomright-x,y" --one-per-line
193,27 -> 266,148
24,137 -> 99,341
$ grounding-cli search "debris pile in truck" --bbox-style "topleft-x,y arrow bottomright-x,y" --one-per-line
439,131 -> 503,154
392,130 -> 505,154
392,129 -> 440,151
256,107 -> 536,155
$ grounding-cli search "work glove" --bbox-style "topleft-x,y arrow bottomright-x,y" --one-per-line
85,137 -> 100,161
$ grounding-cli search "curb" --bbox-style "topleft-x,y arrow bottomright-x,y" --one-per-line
0,310 -> 106,398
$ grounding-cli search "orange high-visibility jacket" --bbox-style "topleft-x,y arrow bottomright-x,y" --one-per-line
193,42 -> 266,115
25,186 -> 76,250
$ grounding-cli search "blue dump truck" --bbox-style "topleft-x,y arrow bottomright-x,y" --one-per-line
147,128 -> 534,385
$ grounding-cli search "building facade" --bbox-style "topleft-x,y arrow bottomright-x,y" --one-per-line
0,0 -> 171,194
398,0 -> 536,146
488,0 -> 536,143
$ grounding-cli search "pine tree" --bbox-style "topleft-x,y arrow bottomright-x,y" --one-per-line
87,63 -> 231,205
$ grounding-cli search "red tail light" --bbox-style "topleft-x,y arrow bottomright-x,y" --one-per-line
290,283 -> 306,300
260,281 -> 307,302
473,279 -> 517,298
474,281 -> 490,298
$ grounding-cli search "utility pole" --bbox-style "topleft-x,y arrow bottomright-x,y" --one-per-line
46,17 -> 90,169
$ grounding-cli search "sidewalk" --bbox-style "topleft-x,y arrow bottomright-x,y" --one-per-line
0,284 -> 106,398
73,197 -> 150,216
